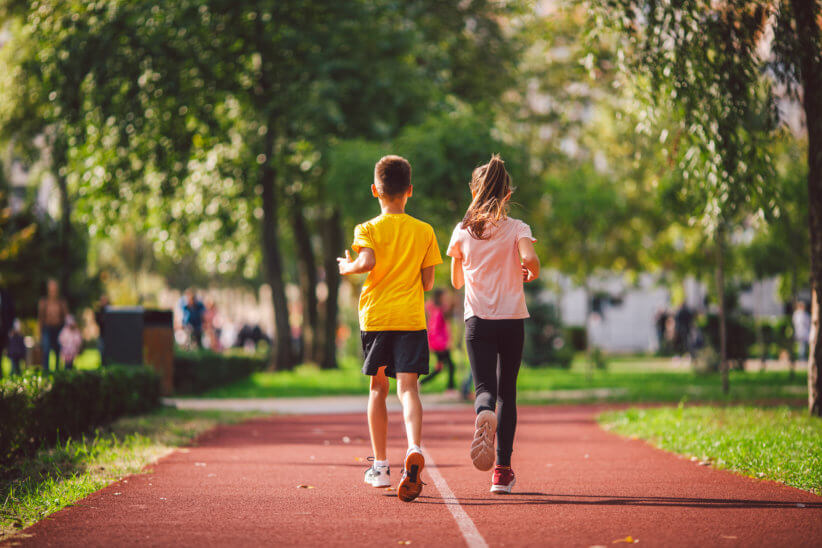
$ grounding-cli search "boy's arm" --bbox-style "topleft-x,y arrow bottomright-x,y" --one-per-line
337,248 -> 375,275
450,256 -> 464,290
421,265 -> 435,291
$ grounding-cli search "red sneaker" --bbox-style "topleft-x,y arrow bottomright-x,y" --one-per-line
490,465 -> 516,494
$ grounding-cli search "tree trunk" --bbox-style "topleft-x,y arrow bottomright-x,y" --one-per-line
318,207 -> 342,370
260,132 -> 295,371
52,136 -> 72,302
290,192 -> 320,363
716,227 -> 729,394
792,0 -> 822,416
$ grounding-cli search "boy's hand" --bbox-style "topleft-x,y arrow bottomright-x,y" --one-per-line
337,250 -> 355,275
522,265 -> 537,283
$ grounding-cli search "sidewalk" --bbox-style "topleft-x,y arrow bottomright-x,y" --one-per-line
164,387 -> 628,414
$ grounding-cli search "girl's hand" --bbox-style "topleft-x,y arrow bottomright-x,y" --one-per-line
522,265 -> 537,283
337,250 -> 355,275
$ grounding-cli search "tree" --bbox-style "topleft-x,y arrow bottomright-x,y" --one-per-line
589,1 -> 786,395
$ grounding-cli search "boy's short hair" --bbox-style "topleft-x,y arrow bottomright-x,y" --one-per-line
374,155 -> 411,197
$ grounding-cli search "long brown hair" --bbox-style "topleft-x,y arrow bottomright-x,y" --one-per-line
461,154 -> 512,239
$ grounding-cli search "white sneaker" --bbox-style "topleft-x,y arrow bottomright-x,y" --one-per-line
471,410 -> 497,471
364,461 -> 391,488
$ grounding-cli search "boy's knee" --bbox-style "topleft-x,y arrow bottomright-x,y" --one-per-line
396,374 -> 420,396
370,377 -> 389,398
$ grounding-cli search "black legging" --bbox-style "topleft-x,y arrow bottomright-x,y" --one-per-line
420,350 -> 456,389
464,317 -> 524,467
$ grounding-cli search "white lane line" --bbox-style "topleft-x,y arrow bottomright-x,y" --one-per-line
422,448 -> 488,548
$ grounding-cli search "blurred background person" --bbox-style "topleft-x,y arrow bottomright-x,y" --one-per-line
421,289 -> 456,393
58,314 -> 83,370
7,319 -> 26,376
95,295 -> 110,366
793,301 -> 811,363
180,289 -> 205,349
0,281 -> 15,378
203,297 -> 222,352
38,278 -> 69,372
674,302 -> 693,357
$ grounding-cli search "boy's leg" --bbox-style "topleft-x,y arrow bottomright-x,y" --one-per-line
368,367 -> 390,461
396,372 -> 422,448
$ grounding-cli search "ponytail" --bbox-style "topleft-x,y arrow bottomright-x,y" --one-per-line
461,154 -> 512,239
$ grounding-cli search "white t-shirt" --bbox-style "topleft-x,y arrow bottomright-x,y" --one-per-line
447,217 -> 534,320
793,309 -> 811,342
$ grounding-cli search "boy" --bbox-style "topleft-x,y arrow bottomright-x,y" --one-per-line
337,155 -> 441,502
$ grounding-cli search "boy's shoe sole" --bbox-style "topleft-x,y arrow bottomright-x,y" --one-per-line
490,476 -> 516,494
364,468 -> 391,488
397,451 -> 425,502
471,410 -> 497,471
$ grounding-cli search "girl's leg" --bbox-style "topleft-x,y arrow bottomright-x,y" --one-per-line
368,367 -> 390,461
10,358 -> 20,376
465,317 -> 498,414
495,320 -> 524,466
65,358 -> 74,370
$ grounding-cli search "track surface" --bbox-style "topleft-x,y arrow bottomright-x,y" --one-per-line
7,405 -> 822,547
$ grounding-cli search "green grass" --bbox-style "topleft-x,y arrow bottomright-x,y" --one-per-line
1,348 -> 101,377
197,353 -> 807,404
599,405 -> 822,493
0,407 -> 263,541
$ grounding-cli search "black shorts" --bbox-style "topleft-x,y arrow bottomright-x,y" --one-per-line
361,330 -> 429,378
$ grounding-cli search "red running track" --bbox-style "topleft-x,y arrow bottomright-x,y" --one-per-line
6,406 -> 822,547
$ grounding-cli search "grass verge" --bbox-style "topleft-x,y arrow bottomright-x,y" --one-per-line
0,406 -> 264,541
197,354 -> 807,405
599,405 -> 822,494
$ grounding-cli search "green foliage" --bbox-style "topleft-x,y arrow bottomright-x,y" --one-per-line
538,166 -> 642,283
600,406 -> 822,493
0,207 -> 99,315
172,349 -> 268,395
523,287 -> 574,368
0,366 -> 160,467
588,1 -> 777,232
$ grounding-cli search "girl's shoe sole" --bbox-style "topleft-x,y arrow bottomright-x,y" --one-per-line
490,477 -> 516,494
471,410 -> 497,471
397,452 -> 425,502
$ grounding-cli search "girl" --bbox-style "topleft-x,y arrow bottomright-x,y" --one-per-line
58,315 -> 83,370
420,288 -> 456,392
447,155 -> 539,493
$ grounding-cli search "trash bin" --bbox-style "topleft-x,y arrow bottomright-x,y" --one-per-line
143,309 -> 174,395
103,307 -> 144,366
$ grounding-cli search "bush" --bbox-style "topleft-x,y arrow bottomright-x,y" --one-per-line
523,291 -> 575,368
173,349 -> 268,394
565,326 -> 587,352
0,366 -> 160,467
700,314 -> 757,365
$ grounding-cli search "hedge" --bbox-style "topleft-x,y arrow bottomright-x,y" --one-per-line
173,350 -> 268,394
0,366 -> 160,467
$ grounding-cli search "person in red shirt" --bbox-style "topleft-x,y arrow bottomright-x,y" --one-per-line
420,289 -> 456,392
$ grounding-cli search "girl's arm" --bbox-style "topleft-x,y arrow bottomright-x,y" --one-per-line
451,256 -> 464,290
518,238 -> 540,282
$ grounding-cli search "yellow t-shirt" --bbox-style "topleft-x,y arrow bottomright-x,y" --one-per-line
352,213 -> 442,331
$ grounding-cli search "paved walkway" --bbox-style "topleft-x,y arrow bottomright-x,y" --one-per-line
164,388 -> 628,414
8,405 -> 821,547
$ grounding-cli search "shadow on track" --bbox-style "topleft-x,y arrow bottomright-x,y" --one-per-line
401,492 -> 822,509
